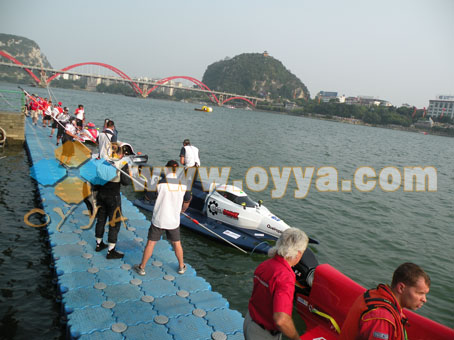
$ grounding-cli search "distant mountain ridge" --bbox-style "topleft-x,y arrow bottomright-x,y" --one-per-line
0,33 -> 52,82
202,52 -> 310,101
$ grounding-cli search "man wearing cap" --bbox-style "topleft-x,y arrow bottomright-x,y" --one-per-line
56,107 -> 70,146
244,227 -> 309,340
98,120 -> 116,160
179,139 -> 200,169
134,160 -> 191,276
94,147 -> 131,259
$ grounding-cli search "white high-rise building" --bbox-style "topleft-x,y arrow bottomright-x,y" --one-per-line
427,95 -> 454,119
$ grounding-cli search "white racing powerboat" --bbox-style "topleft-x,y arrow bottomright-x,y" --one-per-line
134,178 -> 317,254
201,182 -> 291,239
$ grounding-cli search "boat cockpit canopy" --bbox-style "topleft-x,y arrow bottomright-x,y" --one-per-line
217,189 -> 257,208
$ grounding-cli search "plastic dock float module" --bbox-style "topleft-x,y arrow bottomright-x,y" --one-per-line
24,119 -> 245,339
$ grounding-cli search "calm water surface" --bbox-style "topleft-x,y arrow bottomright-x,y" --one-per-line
0,83 -> 453,338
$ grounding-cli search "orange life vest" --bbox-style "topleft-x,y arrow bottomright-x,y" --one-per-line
339,284 -> 407,340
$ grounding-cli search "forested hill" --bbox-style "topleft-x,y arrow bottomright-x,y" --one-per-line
202,53 -> 310,101
0,33 -> 52,82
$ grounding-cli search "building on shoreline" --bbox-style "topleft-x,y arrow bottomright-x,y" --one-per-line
318,92 -> 392,107
316,91 -> 344,103
355,96 -> 392,107
427,95 -> 454,119
414,117 -> 434,128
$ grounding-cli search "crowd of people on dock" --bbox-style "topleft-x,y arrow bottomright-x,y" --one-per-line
24,93 -> 93,146
22,90 -> 436,340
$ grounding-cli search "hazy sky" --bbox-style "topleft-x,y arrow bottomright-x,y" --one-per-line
1,0 -> 453,107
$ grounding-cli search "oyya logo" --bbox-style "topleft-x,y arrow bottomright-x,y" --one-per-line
25,141 -> 103,230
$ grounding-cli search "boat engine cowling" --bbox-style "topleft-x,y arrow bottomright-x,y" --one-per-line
256,211 -> 291,239
293,248 -> 319,287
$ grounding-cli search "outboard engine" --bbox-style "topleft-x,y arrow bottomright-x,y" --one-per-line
121,143 -> 134,156
117,142 -> 149,165
293,248 -> 319,289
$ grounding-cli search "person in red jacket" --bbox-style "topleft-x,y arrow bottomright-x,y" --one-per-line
30,97 -> 39,125
340,262 -> 430,340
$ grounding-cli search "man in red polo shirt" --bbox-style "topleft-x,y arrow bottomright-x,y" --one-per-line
244,227 -> 309,340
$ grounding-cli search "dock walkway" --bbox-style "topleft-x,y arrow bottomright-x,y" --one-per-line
24,118 -> 244,340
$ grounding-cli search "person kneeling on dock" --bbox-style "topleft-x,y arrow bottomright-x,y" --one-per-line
94,147 -> 131,259
244,227 -> 309,340
134,160 -> 191,276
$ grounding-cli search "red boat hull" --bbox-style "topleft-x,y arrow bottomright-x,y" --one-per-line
296,264 -> 454,340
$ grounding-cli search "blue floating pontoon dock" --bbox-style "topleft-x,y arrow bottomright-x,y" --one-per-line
25,118 -> 245,340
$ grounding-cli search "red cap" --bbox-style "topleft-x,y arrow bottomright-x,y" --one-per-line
58,102 -> 62,106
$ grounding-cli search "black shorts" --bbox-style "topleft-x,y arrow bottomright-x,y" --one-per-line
62,138 -> 74,156
51,120 -> 58,128
147,224 -> 180,242
57,124 -> 65,138
43,115 -> 52,121
184,190 -> 192,202
76,118 -> 83,128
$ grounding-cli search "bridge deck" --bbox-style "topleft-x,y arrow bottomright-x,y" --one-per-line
25,117 -> 244,340
0,60 -> 264,103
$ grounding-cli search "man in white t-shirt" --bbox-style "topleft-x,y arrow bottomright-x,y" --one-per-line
134,160 -> 191,275
74,104 -> 85,128
98,120 -> 116,160
179,139 -> 200,169
42,99 -> 53,128
56,107 -> 70,146
49,102 -> 63,138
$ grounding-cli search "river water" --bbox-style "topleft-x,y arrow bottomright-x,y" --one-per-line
0,83 -> 453,339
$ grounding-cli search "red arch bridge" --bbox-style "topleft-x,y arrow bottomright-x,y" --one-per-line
0,50 -> 263,107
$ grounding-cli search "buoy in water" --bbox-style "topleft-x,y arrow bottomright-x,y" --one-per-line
195,106 -> 213,112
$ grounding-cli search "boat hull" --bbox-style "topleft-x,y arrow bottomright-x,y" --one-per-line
129,154 -> 148,165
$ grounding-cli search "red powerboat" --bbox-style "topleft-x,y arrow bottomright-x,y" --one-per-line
293,261 -> 454,340
80,122 -> 99,144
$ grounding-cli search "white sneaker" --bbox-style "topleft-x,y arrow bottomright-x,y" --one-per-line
133,264 -> 146,276
177,264 -> 187,274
